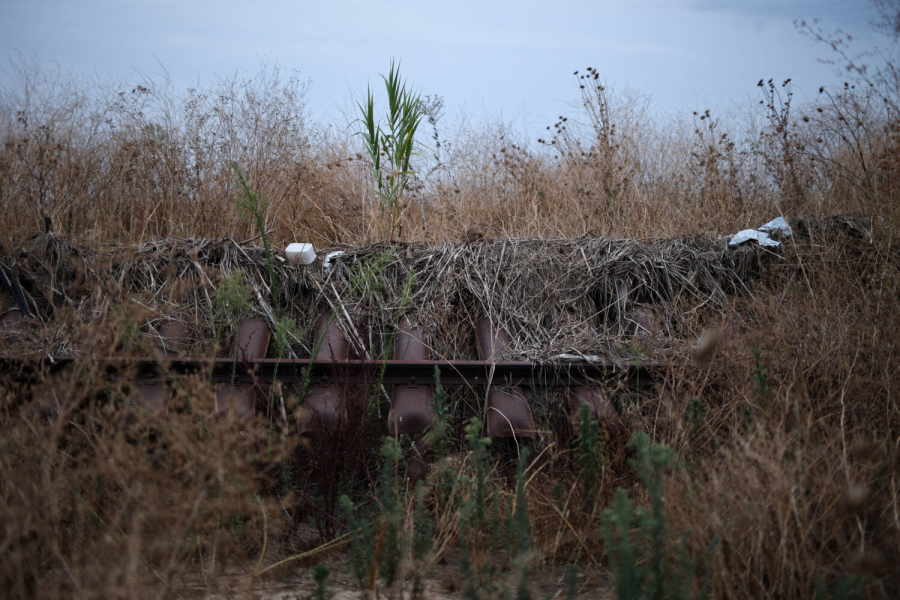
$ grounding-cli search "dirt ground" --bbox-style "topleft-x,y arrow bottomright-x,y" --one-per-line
178,550 -> 613,599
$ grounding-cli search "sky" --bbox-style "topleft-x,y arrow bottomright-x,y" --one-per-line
0,0 -> 885,133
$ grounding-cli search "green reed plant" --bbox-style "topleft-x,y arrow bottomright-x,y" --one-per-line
377,267 -> 416,387
377,436 -> 405,587
424,366 -> 453,457
813,575 -> 866,600
339,494 -> 374,588
450,418 -> 495,598
425,366 -> 455,502
213,271 -> 253,392
685,398 -> 707,441
464,418 -> 491,524
312,563 -> 331,600
575,402 -> 604,510
349,249 -> 394,301
294,249 -> 393,402
752,348 -> 770,407
489,493 -> 506,556
458,502 -> 481,600
233,166 -> 299,435
233,164 -> 279,314
565,564 -> 580,600
331,439 -> 410,592
357,60 -> 424,242
411,481 -> 434,600
213,270 -> 251,325
272,317 -> 302,358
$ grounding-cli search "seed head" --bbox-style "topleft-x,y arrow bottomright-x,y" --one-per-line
843,483 -> 869,514
693,328 -> 723,363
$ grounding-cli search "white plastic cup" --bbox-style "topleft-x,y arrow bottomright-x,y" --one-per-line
285,243 -> 316,265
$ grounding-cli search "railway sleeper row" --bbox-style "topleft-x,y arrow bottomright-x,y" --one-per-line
2,311 -> 681,438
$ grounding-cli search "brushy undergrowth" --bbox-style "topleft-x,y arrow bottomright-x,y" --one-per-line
2,7 -> 900,598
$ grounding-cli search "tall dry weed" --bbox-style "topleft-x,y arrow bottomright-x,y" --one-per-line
1,42 -> 900,599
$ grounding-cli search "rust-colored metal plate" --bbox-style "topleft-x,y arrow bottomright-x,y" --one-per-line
214,383 -> 256,420
389,323 -> 434,435
213,318 -> 271,420
476,317 -> 534,437
631,311 -> 661,337
152,319 -> 188,357
394,322 -> 429,360
476,316 -> 512,361
314,311 -> 349,361
297,384 -> 345,432
235,317 -> 271,361
1,309 -> 27,334
128,318 -> 191,420
130,380 -> 169,419
390,383 -> 433,434
569,385 -> 623,430
486,387 -> 535,438
300,311 -> 350,432
133,318 -> 193,418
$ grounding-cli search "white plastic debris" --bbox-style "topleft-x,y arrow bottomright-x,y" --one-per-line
758,216 -> 792,235
285,243 -> 316,265
324,250 -> 345,275
729,216 -> 792,248
729,229 -> 781,247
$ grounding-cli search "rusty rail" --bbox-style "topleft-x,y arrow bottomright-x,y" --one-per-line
476,317 -> 536,437
389,323 -> 435,435
0,355 -> 666,388
4,307 -> 678,436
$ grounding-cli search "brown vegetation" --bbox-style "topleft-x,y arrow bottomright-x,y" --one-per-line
1,21 -> 899,599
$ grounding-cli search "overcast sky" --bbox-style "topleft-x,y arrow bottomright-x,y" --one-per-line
0,0 -> 885,132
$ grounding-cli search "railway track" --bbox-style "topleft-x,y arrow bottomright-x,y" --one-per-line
1,313 -> 675,438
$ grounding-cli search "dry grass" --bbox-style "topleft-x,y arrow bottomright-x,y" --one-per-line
1,56 -> 899,599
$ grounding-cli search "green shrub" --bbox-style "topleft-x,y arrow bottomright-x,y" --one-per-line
602,432 -> 717,600
312,563 -> 331,600
339,494 -> 374,588
574,402 -> 604,509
